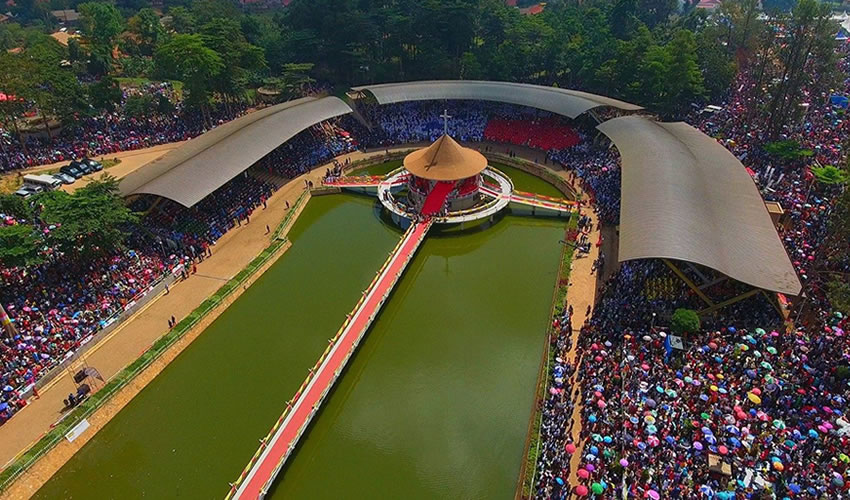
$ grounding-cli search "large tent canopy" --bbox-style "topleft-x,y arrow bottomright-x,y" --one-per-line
352,80 -> 643,119
120,96 -> 353,207
597,116 -> 801,296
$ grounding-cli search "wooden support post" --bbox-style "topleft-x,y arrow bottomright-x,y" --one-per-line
663,258 -> 714,307
697,288 -> 761,315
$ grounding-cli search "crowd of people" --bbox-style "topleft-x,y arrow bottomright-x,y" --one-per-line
356,101 -> 585,153
533,40 -> 850,500
0,81 -> 247,172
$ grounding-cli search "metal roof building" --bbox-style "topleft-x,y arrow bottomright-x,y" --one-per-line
352,81 -> 643,119
597,116 -> 801,296
119,96 -> 353,207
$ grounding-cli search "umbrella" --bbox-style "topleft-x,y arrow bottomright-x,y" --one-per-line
578,469 -> 590,479
647,490 -> 660,500
620,458 -> 629,467
592,483 -> 603,495
576,485 -> 588,496
566,443 -> 576,454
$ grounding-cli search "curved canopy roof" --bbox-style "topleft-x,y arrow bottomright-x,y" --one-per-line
120,96 -> 352,207
597,116 -> 801,296
352,80 -> 643,119
404,134 -> 487,181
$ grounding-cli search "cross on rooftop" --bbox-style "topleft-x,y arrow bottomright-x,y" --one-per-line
440,109 -> 451,136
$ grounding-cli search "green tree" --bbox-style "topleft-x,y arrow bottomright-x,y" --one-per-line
828,280 -> 850,317
763,140 -> 814,161
811,165 -> 850,186
637,0 -> 677,28
765,0 -> 837,138
78,2 -> 124,75
78,2 -> 124,48
0,224 -> 44,268
124,94 -> 157,118
154,34 -> 223,118
0,53 -> 36,154
89,76 -> 123,112
67,37 -> 84,63
261,62 -> 315,100
166,6 -> 196,34
38,176 -> 139,258
663,29 -> 705,115
671,308 -> 701,335
0,193 -> 34,221
127,8 -> 164,56
200,18 -> 266,104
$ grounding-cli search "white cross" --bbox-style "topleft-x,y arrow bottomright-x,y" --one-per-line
440,109 -> 452,136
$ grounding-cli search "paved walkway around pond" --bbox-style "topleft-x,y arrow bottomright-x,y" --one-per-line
231,220 -> 432,500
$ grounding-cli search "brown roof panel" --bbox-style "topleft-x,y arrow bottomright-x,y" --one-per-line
353,81 -> 642,118
120,96 -> 352,207
597,116 -> 801,295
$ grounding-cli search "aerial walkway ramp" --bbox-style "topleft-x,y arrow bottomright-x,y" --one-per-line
229,219 -> 432,499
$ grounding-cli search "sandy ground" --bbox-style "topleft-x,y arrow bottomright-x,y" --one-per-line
0,142 -> 185,194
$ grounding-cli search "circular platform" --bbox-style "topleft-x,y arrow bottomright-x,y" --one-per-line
379,166 -> 514,224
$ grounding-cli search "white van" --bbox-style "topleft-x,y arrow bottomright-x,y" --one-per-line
23,174 -> 62,191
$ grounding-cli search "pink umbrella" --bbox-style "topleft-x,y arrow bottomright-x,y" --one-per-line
566,443 -> 576,454
576,485 -> 588,496
647,490 -> 660,500
578,469 -> 589,479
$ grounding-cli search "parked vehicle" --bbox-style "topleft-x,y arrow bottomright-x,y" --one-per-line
23,174 -> 62,191
14,185 -> 42,198
60,164 -> 84,179
52,172 -> 76,185
82,158 -> 103,171
70,160 -> 92,175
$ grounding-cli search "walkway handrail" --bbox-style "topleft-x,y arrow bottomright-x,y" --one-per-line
226,220 -> 430,499
271,190 -> 309,241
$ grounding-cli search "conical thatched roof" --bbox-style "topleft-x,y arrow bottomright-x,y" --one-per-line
403,135 -> 487,181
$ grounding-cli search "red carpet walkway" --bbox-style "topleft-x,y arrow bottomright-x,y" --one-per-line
230,220 -> 432,499
420,181 -> 455,216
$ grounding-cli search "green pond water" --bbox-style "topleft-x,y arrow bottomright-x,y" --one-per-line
36,170 -> 566,499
